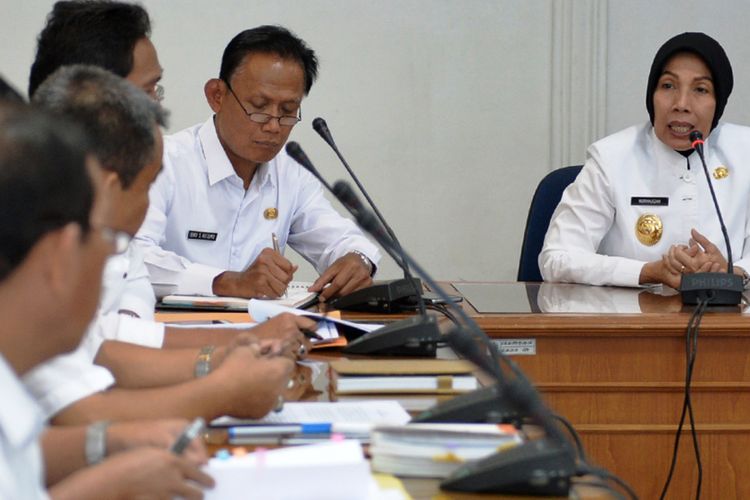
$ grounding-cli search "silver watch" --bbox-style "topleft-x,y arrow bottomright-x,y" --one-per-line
352,250 -> 374,276
85,420 -> 110,465
194,345 -> 215,378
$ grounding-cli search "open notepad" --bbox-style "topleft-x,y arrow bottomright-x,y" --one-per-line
158,281 -> 318,311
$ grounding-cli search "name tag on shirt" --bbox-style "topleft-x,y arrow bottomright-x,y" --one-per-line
631,197 -> 668,206
187,230 -> 218,241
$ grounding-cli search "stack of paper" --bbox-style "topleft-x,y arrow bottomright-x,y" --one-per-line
211,401 -> 411,445
370,423 -> 523,478
204,440 -> 403,500
330,359 -> 479,394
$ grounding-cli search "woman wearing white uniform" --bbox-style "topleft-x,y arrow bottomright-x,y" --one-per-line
540,32 -> 750,289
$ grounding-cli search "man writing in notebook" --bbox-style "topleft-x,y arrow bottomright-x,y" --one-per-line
135,25 -> 381,301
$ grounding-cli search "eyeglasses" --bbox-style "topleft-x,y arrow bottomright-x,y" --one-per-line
224,83 -> 301,127
154,83 -> 164,102
100,227 -> 132,254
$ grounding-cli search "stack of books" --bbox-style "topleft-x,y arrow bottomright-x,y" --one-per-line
370,423 -> 523,478
329,359 -> 479,395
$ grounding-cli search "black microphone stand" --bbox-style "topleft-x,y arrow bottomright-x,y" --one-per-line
311,118 -> 424,313
679,130 -> 743,305
285,142 -> 441,357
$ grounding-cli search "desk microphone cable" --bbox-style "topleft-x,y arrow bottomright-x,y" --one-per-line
660,297 -> 709,500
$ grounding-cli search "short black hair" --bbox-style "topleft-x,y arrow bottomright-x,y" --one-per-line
29,0 -> 151,97
0,107 -> 93,281
219,25 -> 318,95
33,64 -> 167,189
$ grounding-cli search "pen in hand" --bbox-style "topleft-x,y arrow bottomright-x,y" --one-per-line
271,232 -> 288,299
170,417 -> 206,455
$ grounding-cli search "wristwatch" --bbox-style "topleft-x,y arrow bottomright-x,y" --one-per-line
352,250 -> 374,276
85,420 -> 110,465
194,345 -> 216,378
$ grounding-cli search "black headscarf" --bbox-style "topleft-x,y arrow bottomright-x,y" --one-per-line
646,32 -> 733,131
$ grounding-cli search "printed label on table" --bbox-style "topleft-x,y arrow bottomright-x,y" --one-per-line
492,339 -> 536,356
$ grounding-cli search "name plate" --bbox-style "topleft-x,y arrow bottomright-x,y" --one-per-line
491,338 -> 536,356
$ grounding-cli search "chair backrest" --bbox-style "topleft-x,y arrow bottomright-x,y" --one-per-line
516,165 -> 583,282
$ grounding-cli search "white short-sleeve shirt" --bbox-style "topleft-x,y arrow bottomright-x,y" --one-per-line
134,116 -> 381,296
22,245 -> 165,419
0,355 -> 48,500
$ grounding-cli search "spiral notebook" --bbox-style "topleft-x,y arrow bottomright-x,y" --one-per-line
158,282 -> 318,311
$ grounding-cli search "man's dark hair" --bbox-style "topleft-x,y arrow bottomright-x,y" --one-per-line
219,25 -> 319,95
0,107 -> 93,280
28,0 -> 151,97
33,64 -> 167,189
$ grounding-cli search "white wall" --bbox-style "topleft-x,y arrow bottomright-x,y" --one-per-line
2,1 -> 750,282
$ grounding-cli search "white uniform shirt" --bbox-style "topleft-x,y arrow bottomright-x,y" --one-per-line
0,355 -> 48,500
23,245 -> 165,419
540,122 -> 750,287
134,116 -> 381,297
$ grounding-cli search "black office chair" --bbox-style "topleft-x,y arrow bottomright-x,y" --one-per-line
516,165 -> 583,282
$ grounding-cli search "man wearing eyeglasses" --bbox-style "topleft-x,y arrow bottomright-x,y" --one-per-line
135,25 -> 381,302
28,65 -> 305,425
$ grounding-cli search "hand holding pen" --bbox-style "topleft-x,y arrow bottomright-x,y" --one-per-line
170,417 -> 206,455
271,232 -> 289,298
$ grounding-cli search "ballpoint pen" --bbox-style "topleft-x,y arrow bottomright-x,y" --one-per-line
271,232 -> 288,298
170,417 -> 206,455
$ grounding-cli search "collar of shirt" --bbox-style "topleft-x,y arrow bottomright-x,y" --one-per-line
648,125 -> 700,175
198,116 -> 276,191
0,355 -> 44,449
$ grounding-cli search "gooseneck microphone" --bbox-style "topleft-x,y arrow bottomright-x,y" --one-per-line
285,142 -> 440,357
312,117 -> 424,313
678,130 -> 743,305
312,117 -> 407,271
329,179 -> 587,496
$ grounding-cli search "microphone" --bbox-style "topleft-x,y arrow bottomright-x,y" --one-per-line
312,117 -> 405,268
285,143 -> 440,357
678,130 -> 743,305
332,184 -> 581,495
308,120 -> 425,314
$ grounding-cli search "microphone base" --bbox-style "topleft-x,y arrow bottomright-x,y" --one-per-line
440,438 -> 574,495
411,384 -> 522,426
342,314 -> 440,357
329,278 -> 422,313
679,272 -> 743,305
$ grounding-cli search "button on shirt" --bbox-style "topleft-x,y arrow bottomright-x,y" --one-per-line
540,122 -> 750,287
0,355 -> 48,500
23,244 -> 165,419
134,116 -> 381,297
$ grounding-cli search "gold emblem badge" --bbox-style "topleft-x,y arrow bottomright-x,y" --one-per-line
713,166 -> 729,180
635,214 -> 663,246
263,208 -> 278,220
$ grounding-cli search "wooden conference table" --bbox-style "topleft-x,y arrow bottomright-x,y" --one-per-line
190,281 -> 750,499
407,281 -> 750,500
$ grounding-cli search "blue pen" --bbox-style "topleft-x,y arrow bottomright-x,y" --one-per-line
227,422 -> 371,439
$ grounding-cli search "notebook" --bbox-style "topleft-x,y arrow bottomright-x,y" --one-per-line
158,281 -> 318,311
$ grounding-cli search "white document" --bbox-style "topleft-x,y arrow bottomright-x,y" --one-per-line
211,401 -> 411,427
203,440 -> 387,500
248,299 -> 383,340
